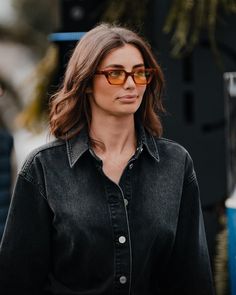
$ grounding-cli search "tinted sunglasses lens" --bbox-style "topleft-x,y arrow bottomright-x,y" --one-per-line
134,70 -> 154,84
107,71 -> 125,85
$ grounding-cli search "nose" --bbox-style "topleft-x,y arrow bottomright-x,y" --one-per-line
123,74 -> 136,89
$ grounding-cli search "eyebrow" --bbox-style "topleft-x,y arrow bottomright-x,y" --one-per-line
103,63 -> 145,69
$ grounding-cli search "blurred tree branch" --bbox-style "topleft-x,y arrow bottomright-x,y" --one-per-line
17,45 -> 58,131
102,0 -> 150,31
163,0 -> 236,62
0,0 -> 60,132
102,0 -> 236,65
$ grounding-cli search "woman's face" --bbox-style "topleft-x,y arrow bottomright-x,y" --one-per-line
90,44 -> 147,119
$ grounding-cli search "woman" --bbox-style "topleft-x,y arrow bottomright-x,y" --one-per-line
0,23 -> 214,294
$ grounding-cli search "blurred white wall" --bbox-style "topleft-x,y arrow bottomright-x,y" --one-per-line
13,128 -> 52,172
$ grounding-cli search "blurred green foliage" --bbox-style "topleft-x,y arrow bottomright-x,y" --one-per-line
163,0 -> 236,60
102,0 -> 236,62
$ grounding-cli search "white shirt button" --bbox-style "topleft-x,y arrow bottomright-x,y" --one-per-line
137,146 -> 143,152
118,236 -> 126,244
124,198 -> 128,206
119,276 -> 127,284
129,163 -> 134,169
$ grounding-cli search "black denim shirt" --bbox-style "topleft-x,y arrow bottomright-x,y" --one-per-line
0,124 -> 214,295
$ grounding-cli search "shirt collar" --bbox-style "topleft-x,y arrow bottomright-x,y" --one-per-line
66,122 -> 160,168
66,126 -> 90,168
136,122 -> 160,163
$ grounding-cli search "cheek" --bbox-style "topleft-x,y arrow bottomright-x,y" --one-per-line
93,79 -> 115,100
139,86 -> 146,98
93,89 -> 114,106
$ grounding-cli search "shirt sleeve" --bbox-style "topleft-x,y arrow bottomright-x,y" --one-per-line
0,173 -> 52,294
159,152 -> 215,295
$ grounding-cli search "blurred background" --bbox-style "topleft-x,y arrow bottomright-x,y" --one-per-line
0,0 -> 236,294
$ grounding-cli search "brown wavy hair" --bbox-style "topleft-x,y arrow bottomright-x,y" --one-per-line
49,23 -> 165,139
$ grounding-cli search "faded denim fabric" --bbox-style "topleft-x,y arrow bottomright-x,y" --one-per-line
0,123 -> 214,295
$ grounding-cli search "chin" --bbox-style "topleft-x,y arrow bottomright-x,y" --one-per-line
114,107 -> 140,117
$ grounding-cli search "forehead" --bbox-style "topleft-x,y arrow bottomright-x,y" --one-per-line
99,44 -> 144,68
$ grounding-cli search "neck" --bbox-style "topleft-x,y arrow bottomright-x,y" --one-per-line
89,115 -> 136,155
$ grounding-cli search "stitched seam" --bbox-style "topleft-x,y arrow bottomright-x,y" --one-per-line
66,140 -> 73,165
150,134 -> 159,160
184,171 -> 196,187
21,141 -> 65,173
19,172 -> 47,200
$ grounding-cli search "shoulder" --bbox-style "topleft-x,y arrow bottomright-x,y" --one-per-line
155,137 -> 191,161
153,136 -> 196,182
20,139 -> 66,176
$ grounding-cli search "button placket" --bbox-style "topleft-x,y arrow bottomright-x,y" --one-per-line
105,181 -> 131,293
121,162 -> 133,209
124,198 -> 128,207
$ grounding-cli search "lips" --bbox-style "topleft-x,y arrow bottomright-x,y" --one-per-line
118,94 -> 138,99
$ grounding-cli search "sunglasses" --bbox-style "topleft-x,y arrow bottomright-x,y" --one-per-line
95,68 -> 156,85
